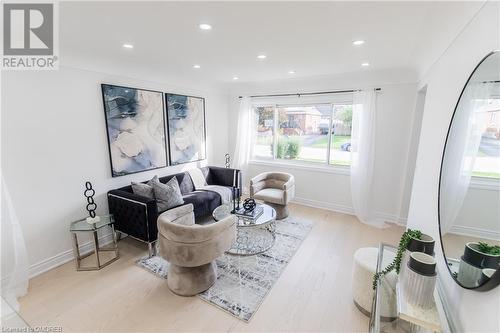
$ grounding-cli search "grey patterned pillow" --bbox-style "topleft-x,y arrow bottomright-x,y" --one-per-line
151,176 -> 184,212
131,181 -> 155,199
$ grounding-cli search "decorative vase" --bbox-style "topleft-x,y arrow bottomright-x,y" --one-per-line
479,268 -> 496,286
462,242 -> 500,269
400,233 -> 435,281
457,242 -> 500,287
403,252 -> 437,309
457,259 -> 483,287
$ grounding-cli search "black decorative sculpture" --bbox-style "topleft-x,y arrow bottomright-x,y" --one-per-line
84,181 -> 97,218
225,153 -> 231,168
243,198 -> 256,212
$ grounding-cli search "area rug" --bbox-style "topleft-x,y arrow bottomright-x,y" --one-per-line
136,216 -> 313,322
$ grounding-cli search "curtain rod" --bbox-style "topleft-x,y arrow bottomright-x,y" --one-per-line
238,87 -> 381,99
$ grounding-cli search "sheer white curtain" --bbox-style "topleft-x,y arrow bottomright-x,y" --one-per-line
350,90 -> 386,227
1,175 -> 29,311
440,83 -> 490,234
233,97 -> 253,193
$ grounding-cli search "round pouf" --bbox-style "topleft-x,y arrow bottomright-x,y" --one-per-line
352,247 -> 397,319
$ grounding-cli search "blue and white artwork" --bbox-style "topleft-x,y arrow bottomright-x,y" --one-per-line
102,84 -> 167,177
166,94 -> 206,165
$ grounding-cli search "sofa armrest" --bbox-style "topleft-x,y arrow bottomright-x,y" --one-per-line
108,189 -> 156,205
107,190 -> 159,242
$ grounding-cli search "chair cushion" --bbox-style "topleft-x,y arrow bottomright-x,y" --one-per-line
131,179 -> 155,199
152,176 -> 184,211
253,188 -> 285,205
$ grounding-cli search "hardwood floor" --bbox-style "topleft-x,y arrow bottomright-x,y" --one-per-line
19,203 -> 405,332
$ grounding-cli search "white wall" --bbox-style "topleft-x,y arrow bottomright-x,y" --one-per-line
227,68 -> 418,222
1,66 -> 229,277
451,185 -> 500,241
407,2 -> 500,332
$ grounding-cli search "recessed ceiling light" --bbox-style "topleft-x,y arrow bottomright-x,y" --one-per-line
288,70 -> 296,74
233,76 -> 239,80
122,43 -> 134,49
353,40 -> 365,46
257,54 -> 267,59
193,64 -> 201,69
361,62 -> 370,67
199,23 -> 212,30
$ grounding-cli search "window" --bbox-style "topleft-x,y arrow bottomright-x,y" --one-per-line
253,106 -> 274,159
472,98 -> 500,179
251,100 -> 353,167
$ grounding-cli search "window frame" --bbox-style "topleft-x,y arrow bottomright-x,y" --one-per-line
250,95 -> 353,171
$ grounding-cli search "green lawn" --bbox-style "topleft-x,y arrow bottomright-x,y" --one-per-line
311,135 -> 351,149
472,171 -> 500,179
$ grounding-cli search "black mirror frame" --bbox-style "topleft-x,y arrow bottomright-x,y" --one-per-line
438,50 -> 500,292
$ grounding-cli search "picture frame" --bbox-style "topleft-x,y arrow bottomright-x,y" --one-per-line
101,84 -> 168,177
165,93 -> 207,165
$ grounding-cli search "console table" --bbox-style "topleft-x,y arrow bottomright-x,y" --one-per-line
369,243 -> 452,333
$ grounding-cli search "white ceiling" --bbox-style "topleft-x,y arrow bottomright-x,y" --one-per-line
60,1 -> 484,87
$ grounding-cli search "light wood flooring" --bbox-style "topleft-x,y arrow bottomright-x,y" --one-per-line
19,203 -> 405,333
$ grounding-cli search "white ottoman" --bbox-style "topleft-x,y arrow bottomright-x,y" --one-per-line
352,247 -> 397,319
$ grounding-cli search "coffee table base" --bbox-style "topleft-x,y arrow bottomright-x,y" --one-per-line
226,222 -> 276,256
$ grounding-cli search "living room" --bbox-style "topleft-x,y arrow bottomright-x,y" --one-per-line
1,1 -> 499,332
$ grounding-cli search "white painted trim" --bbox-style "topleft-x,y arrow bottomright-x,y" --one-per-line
436,275 -> 459,333
19,199 -> 409,280
291,196 -> 407,226
29,231 -> 114,278
469,177 -> 500,191
249,160 -> 350,175
448,225 -> 500,241
292,196 -> 354,215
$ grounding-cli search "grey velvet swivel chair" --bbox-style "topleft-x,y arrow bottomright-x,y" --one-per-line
157,204 -> 236,296
250,172 -> 295,219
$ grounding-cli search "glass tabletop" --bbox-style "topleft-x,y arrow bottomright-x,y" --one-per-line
213,203 -> 276,227
70,214 -> 114,232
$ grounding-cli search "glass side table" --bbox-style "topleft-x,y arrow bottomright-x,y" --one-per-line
369,243 -> 450,333
69,214 -> 119,271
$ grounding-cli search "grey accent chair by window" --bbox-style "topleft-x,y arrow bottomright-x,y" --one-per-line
250,172 -> 295,220
157,204 -> 236,296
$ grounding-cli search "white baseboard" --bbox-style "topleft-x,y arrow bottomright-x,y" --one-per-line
29,231 -> 114,278
14,198 -> 408,281
291,196 -> 407,226
448,225 -> 500,241
292,197 -> 354,215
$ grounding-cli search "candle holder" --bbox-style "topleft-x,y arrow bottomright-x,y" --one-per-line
231,186 -> 241,213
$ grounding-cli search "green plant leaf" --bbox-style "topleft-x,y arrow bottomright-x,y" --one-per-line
372,229 -> 422,290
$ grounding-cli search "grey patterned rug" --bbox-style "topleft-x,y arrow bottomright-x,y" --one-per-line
137,216 -> 313,322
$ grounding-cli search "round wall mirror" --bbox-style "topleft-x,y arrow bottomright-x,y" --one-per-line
439,51 -> 500,291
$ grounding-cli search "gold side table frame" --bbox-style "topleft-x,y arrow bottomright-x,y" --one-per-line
70,214 -> 119,271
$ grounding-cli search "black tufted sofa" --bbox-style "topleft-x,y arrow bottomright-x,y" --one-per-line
107,166 -> 241,256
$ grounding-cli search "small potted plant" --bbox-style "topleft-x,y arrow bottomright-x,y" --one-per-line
463,242 -> 500,269
373,229 -> 434,289
458,242 -> 500,287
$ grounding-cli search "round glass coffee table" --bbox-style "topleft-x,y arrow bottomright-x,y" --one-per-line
213,203 -> 276,256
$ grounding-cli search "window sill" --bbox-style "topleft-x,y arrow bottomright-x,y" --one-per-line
248,159 -> 350,175
470,177 -> 500,191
